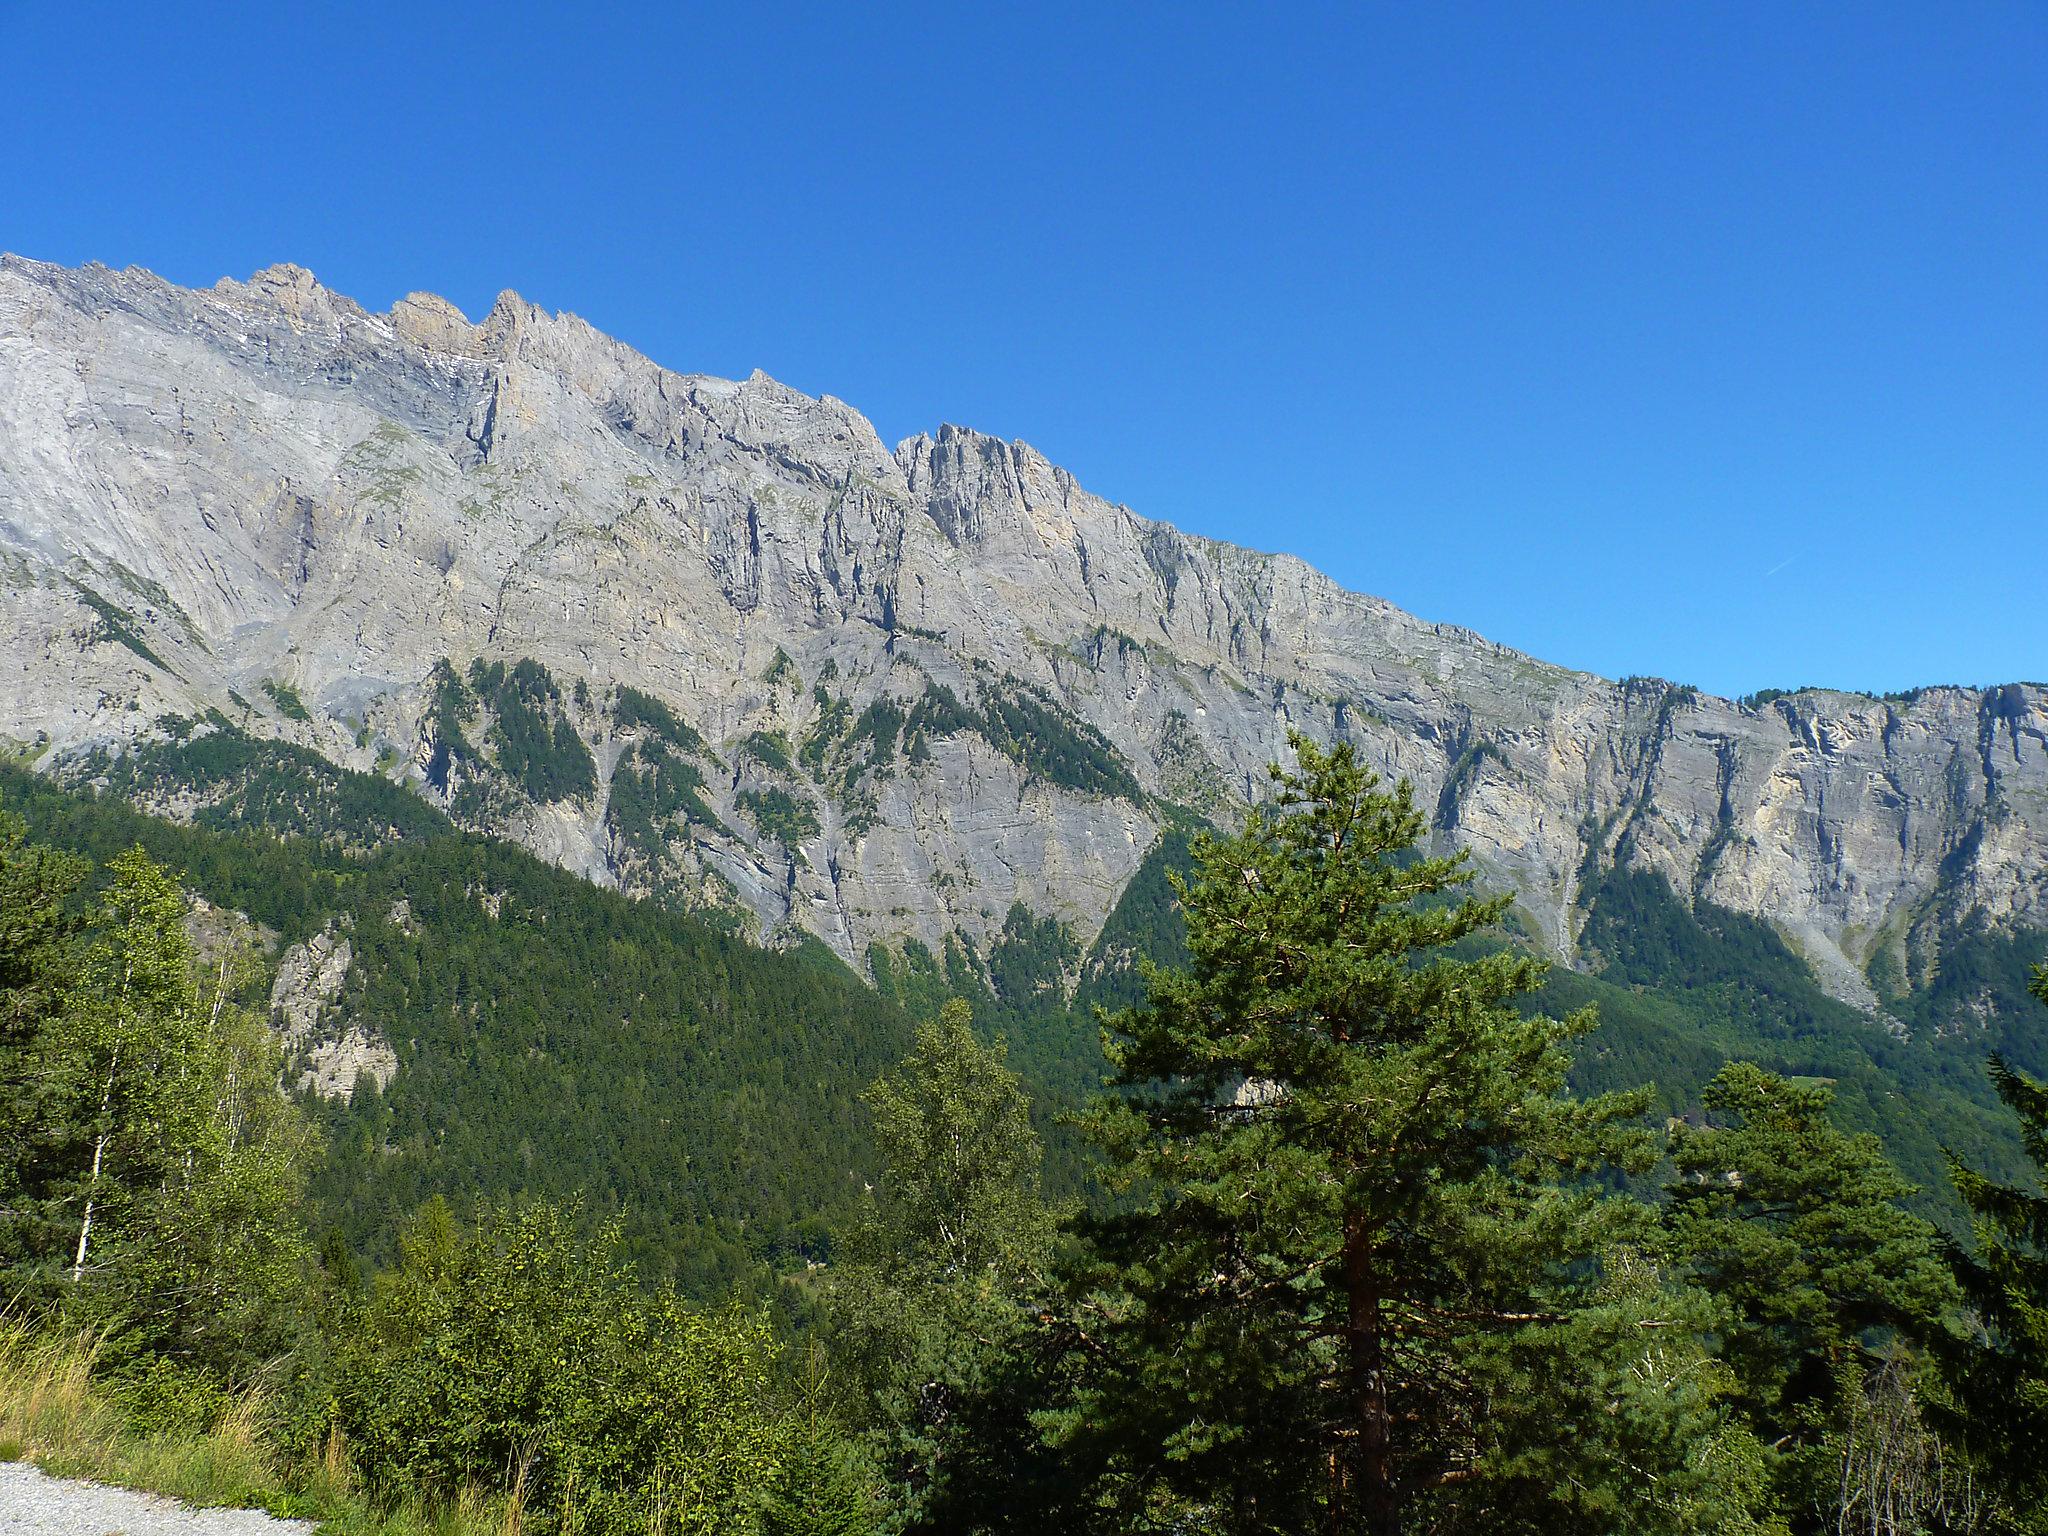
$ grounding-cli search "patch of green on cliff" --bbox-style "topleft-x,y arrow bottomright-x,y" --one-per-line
605,740 -> 731,863
895,673 -> 1141,802
69,724 -> 450,847
736,785 -> 819,847
739,730 -> 795,775
466,658 -> 596,804
261,679 -> 312,721
612,684 -> 710,759
68,581 -> 167,671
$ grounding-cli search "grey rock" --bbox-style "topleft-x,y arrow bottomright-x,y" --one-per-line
267,922 -> 393,1100
1,254 -> 2041,1012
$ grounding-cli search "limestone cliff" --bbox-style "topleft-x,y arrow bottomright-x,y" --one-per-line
1,254 -> 2041,1013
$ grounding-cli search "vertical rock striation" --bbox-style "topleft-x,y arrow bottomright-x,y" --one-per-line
0,253 -> 2040,1010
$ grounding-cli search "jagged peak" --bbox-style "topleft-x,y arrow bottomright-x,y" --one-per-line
392,290 -> 470,325
389,290 -> 480,354
202,261 -> 376,331
248,261 -> 319,289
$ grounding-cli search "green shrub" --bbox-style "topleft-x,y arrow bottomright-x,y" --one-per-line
335,1202 -> 787,1534
740,731 -> 795,775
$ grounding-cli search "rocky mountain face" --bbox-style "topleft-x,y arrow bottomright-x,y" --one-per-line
1,254 -> 2042,1019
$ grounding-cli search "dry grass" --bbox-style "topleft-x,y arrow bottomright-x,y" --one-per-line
0,1321 -> 288,1509
0,1322 -> 516,1536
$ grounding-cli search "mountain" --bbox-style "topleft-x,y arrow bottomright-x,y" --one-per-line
2,252 -> 2043,1038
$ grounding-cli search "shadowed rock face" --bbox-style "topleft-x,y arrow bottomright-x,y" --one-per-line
2,253 -> 2042,1005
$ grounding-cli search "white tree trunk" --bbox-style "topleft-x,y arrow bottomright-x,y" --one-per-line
70,1122 -> 107,1282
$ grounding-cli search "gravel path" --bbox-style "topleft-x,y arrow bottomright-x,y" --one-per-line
0,1464 -> 317,1536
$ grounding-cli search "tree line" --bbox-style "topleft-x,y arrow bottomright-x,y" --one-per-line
5,736 -> 2048,1533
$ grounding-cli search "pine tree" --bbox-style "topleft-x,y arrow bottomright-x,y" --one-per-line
0,812 -> 88,1285
1663,1062 -> 1958,1523
1945,966 -> 2048,1534
1065,735 -> 1672,1535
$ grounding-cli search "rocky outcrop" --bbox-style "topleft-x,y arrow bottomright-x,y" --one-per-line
267,922 -> 394,1100
1,254 -> 2042,1008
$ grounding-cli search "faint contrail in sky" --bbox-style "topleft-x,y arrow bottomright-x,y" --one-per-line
1763,555 -> 1796,577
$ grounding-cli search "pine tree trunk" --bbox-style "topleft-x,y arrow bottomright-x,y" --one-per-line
1343,1203 -> 1399,1536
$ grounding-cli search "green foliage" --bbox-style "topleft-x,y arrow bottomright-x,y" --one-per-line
605,741 -> 731,875
984,904 -> 1076,1018
1576,864 -> 2039,1214
797,693 -> 908,807
78,728 -> 452,846
0,813 -> 90,1280
971,678 -> 1140,801
466,659 -> 596,804
1888,917 -> 2048,1073
1460,1249 -> 1782,1535
742,730 -> 796,775
1579,866 -> 1854,1034
739,786 -> 822,848
1065,734 -> 1667,1532
842,698 -> 904,777
900,684 -> 975,762
1737,687 -> 1811,709
70,581 -> 168,671
780,672 -> 1139,821
856,1000 -> 1056,1284
9,718 -> 2044,1535
423,659 -> 476,792
867,912 -> 1103,1198
334,1201 -> 789,1535
801,690 -> 856,776
0,840 -> 314,1379
1944,968 -> 2048,1532
261,680 -> 312,721
612,685 -> 709,759
598,692 -> 729,897
0,759 -> 913,1297
0,802 -> 882,1533
897,680 -> 1140,801
1664,1063 -> 1957,1512
826,1001 -> 1056,1528
0,824 -> 885,1533
1071,829 -> 1192,1018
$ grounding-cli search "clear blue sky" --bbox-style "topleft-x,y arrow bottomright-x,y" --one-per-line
3,2 -> 2041,698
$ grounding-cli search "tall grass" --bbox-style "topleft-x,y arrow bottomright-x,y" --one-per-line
0,1321 -> 279,1506
0,1321 -> 520,1536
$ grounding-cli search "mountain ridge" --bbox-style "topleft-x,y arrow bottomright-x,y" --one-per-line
1,251 -> 2042,1027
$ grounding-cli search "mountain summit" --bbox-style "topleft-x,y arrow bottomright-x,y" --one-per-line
1,253 -> 2041,1016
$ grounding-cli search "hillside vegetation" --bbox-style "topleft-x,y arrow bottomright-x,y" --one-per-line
6,732 -> 2048,1533
0,751 -> 911,1293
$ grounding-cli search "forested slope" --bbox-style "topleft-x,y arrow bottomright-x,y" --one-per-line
933,825 -> 2048,1217
0,749 -> 912,1294
6,720 -> 2043,1291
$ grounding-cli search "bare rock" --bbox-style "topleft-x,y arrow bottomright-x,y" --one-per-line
0,252 -> 2040,1011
